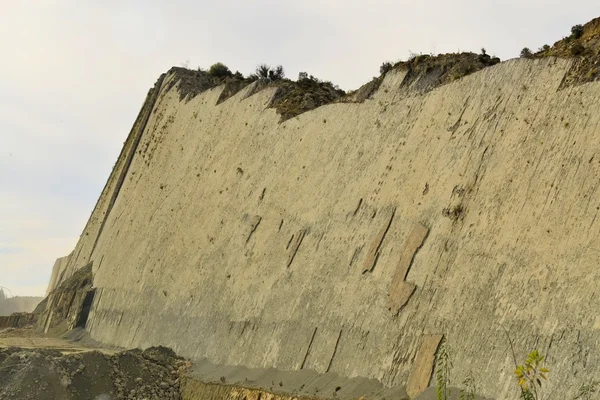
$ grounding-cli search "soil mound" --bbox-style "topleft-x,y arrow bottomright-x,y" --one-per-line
0,346 -> 190,400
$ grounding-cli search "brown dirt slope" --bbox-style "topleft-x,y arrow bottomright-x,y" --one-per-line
342,51 -> 501,102
533,17 -> 600,87
268,76 -> 346,121
165,67 -> 256,103
168,67 -> 345,122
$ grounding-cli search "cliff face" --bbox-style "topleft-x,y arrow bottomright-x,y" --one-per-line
43,54 -> 600,400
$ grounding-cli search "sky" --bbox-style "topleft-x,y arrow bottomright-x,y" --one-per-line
1,1 -> 598,296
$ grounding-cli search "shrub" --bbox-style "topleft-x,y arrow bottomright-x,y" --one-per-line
298,71 -> 309,80
207,62 -> 233,78
256,64 -> 285,81
459,373 -> 476,400
407,51 -> 419,62
429,330 -> 553,400
269,65 -> 285,81
379,61 -> 393,75
520,47 -> 533,58
478,52 -> 491,64
571,43 -> 585,56
256,64 -> 270,79
514,350 -> 549,400
571,24 -> 584,39
413,54 -> 431,65
233,71 -> 244,79
435,339 -> 452,400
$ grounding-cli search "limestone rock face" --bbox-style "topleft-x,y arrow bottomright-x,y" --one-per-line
37,263 -> 95,334
44,57 -> 600,399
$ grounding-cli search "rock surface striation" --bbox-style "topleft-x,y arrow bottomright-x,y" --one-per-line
41,23 -> 600,399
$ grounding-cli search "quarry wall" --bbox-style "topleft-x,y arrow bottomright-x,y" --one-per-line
0,312 -> 37,329
46,254 -> 71,294
47,56 -> 600,400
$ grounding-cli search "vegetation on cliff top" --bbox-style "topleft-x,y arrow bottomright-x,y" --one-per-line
342,49 -> 501,103
168,63 -> 345,121
167,16 -> 600,121
522,17 -> 600,87
268,73 -> 346,121
169,51 -> 502,121
165,64 -> 257,103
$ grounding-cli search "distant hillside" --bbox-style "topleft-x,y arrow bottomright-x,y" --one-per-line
0,289 -> 43,316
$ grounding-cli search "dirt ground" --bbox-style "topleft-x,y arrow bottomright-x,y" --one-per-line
0,328 -> 191,400
0,328 -> 105,355
0,328 -> 489,400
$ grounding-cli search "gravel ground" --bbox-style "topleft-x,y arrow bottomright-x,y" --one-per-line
0,345 -> 191,400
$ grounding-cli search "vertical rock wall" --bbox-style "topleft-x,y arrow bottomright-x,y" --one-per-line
46,57 -> 600,399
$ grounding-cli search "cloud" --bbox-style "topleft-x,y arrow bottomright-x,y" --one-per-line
1,1 -> 598,295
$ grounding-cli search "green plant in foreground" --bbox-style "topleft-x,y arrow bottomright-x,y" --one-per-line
459,373 -> 476,400
514,350 -> 549,400
433,329 -> 554,400
436,339 -> 453,400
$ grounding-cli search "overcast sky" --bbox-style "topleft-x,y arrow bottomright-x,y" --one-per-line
1,1 -> 597,296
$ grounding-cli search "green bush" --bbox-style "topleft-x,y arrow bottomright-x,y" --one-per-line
379,61 -> 393,75
520,47 -> 533,58
256,64 -> 285,81
571,43 -> 585,56
430,330 -> 555,400
515,350 -> 549,400
256,64 -> 270,79
207,62 -> 233,78
269,65 -> 285,80
571,24 -> 584,39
